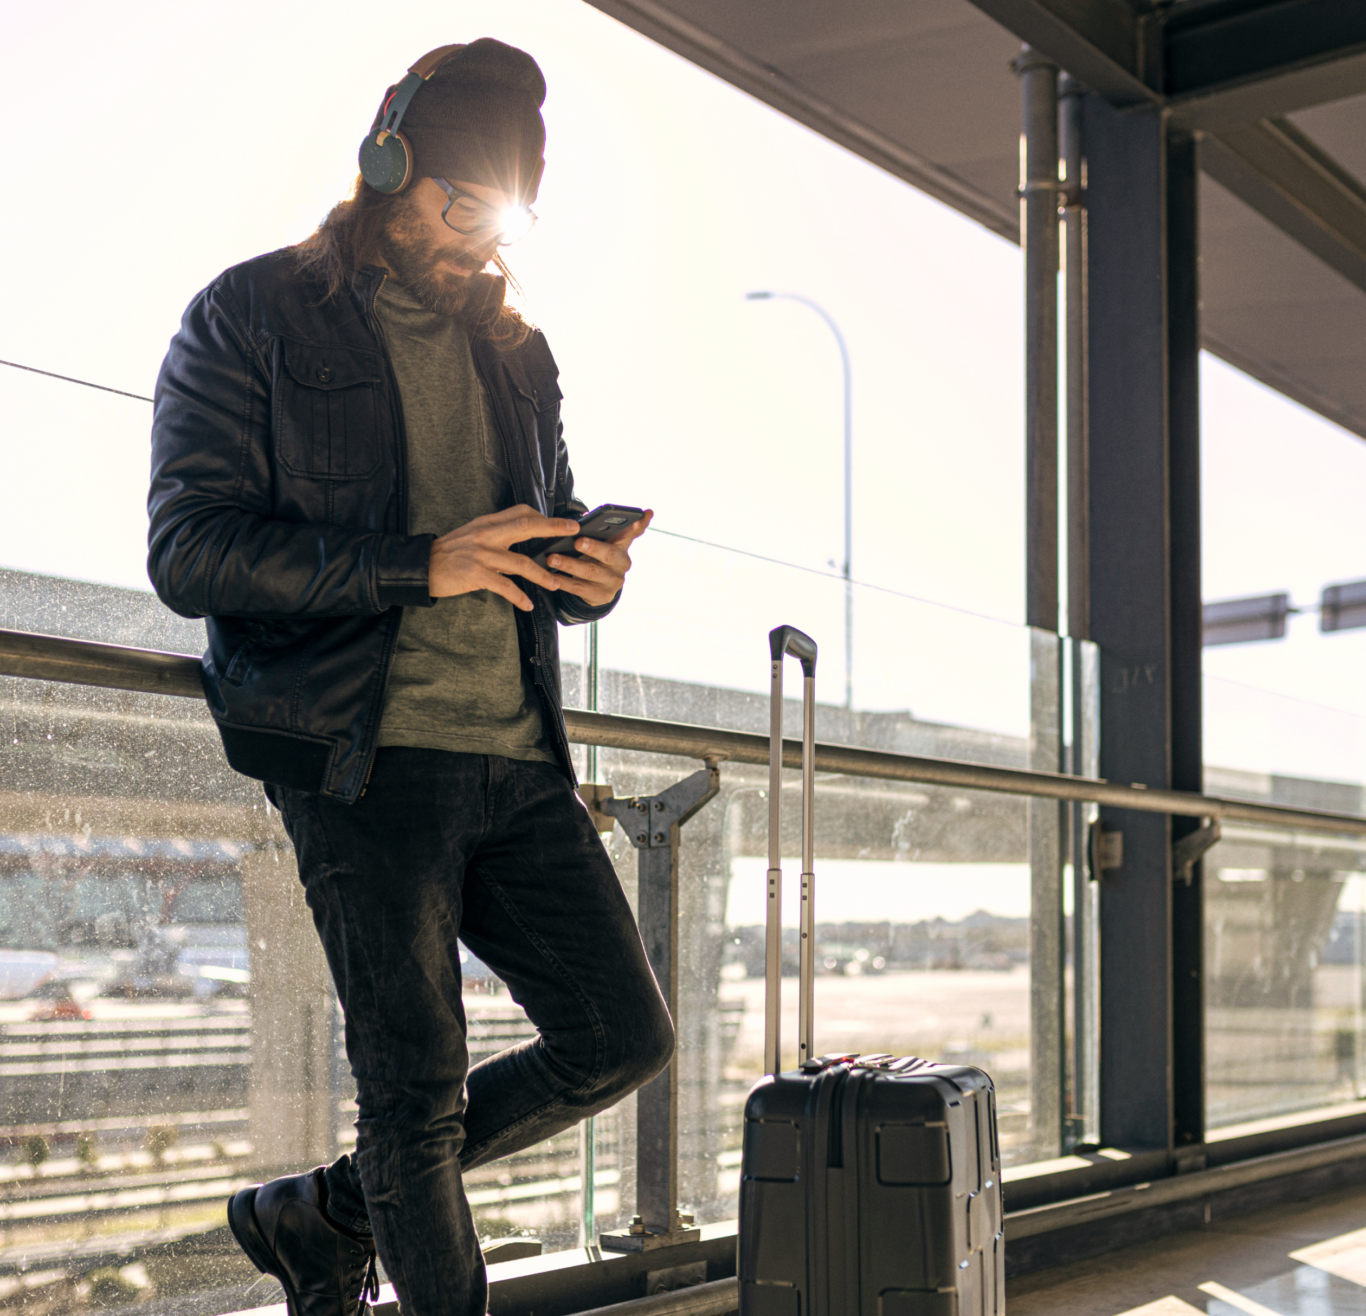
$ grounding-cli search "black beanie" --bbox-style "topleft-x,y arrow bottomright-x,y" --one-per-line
396,39 -> 547,204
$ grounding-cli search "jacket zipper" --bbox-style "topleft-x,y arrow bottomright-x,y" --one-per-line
357,269 -> 405,800
471,338 -> 577,783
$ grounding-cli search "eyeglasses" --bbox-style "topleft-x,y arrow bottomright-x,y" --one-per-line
431,177 -> 537,246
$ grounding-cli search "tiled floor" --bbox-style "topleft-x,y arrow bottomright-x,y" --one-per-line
1007,1184 -> 1366,1315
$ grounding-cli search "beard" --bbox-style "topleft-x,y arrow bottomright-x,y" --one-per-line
377,193 -> 507,324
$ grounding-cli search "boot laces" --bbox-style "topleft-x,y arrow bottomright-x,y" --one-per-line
359,1254 -> 380,1313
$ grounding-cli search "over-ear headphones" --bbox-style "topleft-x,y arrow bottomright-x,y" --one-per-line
358,45 -> 463,194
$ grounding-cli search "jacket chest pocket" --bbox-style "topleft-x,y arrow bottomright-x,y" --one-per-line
273,340 -> 385,479
515,368 -> 564,494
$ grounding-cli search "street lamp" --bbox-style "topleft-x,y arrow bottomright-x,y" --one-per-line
745,291 -> 854,710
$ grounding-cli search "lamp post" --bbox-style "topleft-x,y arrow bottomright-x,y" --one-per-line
745,291 -> 854,710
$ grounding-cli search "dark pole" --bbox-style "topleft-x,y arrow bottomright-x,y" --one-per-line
1017,47 -> 1060,635
746,292 -> 854,710
1167,127 -> 1206,1156
1060,74 -> 1088,644
1084,90 -> 1203,1155
1017,45 -> 1065,1160
1059,71 -> 1099,1147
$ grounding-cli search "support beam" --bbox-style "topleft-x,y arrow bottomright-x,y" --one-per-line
1201,119 -> 1366,296
966,0 -> 1154,107
1166,3 -> 1366,131
968,0 -> 1366,129
1083,94 -> 1202,1154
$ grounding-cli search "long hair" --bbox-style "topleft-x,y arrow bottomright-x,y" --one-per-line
292,176 -> 533,350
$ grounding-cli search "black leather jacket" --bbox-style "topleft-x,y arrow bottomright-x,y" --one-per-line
148,251 -> 613,802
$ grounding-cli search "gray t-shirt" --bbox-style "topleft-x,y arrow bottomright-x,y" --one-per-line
374,279 -> 553,763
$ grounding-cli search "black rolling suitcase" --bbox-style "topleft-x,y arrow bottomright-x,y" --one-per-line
738,625 -> 1006,1316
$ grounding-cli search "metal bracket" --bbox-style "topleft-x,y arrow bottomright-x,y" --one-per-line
577,782 -> 617,835
598,762 -> 719,1252
1088,821 -> 1124,877
603,763 -> 720,849
1172,819 -> 1221,886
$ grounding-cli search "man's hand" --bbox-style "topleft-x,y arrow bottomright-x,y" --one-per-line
546,510 -> 654,610
428,506 -> 584,611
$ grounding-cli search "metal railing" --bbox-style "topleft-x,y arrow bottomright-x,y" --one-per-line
10,620 -> 1366,1303
4,626 -> 1366,838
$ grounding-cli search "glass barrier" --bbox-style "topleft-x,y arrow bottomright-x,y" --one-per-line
582,746 -> 1047,1237
571,624 -> 1100,1233
588,532 -> 1033,768
0,671 -> 275,1311
0,567 -> 1097,1288
1204,821 -> 1366,1132
1205,674 -> 1366,817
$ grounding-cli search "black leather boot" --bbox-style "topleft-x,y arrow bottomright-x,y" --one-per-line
228,1167 -> 379,1316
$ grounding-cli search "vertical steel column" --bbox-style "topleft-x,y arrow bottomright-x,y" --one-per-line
1167,131 -> 1206,1157
601,766 -> 718,1247
1018,45 -> 1065,1160
1082,93 -> 1202,1154
1018,47 -> 1060,636
1060,73 -> 1101,1149
1061,75 -> 1088,644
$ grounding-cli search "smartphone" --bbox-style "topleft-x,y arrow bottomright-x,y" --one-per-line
529,504 -> 646,570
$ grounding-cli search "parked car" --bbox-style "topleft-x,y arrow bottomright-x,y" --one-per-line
24,978 -> 97,1021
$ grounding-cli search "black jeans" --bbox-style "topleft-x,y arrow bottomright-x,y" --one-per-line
277,749 -> 674,1316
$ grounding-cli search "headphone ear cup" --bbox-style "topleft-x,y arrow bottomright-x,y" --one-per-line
358,129 -> 414,194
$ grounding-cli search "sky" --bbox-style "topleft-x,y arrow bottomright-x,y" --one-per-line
3,0 -> 1366,790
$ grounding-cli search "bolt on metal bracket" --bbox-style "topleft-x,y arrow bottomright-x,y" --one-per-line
603,762 -> 720,849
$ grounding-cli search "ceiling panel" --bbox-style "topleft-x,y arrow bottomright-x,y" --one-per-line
588,0 -> 1366,440
667,0 -> 1024,207
1202,172 -> 1366,437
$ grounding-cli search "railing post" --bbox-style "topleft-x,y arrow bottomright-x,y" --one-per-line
599,763 -> 719,1250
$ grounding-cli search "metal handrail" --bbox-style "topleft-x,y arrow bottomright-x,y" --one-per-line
5,626 -> 1366,838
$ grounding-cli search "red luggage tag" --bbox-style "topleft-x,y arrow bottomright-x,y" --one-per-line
800,1053 -> 859,1073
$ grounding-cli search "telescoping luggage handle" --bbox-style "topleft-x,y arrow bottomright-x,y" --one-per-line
766,625 -> 817,1078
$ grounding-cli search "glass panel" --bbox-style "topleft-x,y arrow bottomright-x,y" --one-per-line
1204,822 -> 1366,1132
1067,638 -> 1101,1149
580,747 -> 1043,1234
0,670 -> 286,1310
1029,628 -> 1064,1160
1,564 -> 1086,1283
1205,676 -> 1366,817
1201,352 -> 1366,823
588,537 -> 1032,766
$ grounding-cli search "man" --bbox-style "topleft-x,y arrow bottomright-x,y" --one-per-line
148,39 -> 673,1316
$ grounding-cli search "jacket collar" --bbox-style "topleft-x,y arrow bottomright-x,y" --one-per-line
352,264 -> 389,312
